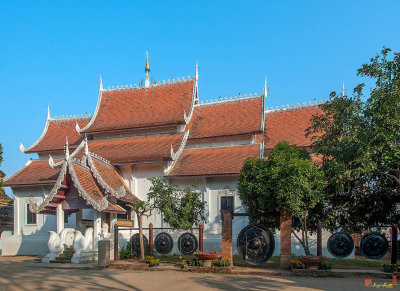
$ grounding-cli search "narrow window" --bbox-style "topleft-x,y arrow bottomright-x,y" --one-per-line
26,204 -> 37,225
221,196 -> 234,212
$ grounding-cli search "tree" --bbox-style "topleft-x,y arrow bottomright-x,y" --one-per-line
238,141 -> 325,255
0,143 -> 3,195
129,177 -> 206,260
307,48 -> 400,226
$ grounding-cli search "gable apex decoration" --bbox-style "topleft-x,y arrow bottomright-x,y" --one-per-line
78,88 -> 104,133
99,75 -> 103,91
260,78 -> 267,131
19,107 -> 52,153
183,63 -> 199,124
341,81 -> 345,98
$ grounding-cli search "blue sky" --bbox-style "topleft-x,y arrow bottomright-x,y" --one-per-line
1,1 -> 400,197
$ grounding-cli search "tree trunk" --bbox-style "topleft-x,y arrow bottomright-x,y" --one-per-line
139,214 -> 145,261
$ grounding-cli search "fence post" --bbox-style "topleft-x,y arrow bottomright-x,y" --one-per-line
199,222 -> 204,252
149,223 -> 153,257
391,224 -> 398,265
317,220 -> 322,256
114,224 -> 119,261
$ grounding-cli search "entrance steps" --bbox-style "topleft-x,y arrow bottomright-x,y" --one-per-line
50,246 -> 74,263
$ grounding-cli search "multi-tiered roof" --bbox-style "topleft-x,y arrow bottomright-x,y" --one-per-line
4,62 -> 324,213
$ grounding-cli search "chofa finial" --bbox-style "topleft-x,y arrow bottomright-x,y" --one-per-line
145,49 -> 150,87
99,75 -> 103,91
341,81 -> 345,98
264,77 -> 268,99
65,137 -> 70,159
47,105 -> 51,120
195,61 -> 199,81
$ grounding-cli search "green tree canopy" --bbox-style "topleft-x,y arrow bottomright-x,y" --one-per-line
129,177 -> 206,260
307,47 -> 400,226
238,141 -> 325,254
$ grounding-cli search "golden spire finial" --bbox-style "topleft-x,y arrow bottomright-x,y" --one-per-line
145,49 -> 150,72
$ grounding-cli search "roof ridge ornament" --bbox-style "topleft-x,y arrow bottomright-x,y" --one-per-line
260,78 -> 267,131
145,49 -> 150,88
47,105 -> 51,120
65,137 -> 70,160
341,81 -> 345,98
75,122 -> 81,133
99,75 -> 103,91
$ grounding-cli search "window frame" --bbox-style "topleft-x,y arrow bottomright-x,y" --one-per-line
25,203 -> 38,225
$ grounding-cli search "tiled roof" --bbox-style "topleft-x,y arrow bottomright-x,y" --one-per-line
90,156 -> 136,201
82,80 -> 194,133
187,97 -> 263,140
3,160 -> 60,186
88,133 -> 184,164
264,106 -> 323,150
71,162 -> 126,213
25,118 -> 90,153
166,144 -> 260,177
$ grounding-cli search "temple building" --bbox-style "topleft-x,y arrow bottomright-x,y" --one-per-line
0,53 -> 323,258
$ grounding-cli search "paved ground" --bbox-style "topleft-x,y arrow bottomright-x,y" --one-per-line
0,257 -> 398,290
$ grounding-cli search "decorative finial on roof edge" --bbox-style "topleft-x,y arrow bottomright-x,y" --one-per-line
65,137 -> 70,159
75,122 -> 81,133
145,49 -> 150,72
260,78 -> 267,131
49,154 -> 56,169
195,61 -> 198,81
341,81 -> 345,98
99,75 -> 103,91
84,136 -> 89,155
19,142 -> 26,153
47,105 -> 51,120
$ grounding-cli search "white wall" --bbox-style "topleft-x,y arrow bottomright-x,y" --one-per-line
0,185 -> 76,256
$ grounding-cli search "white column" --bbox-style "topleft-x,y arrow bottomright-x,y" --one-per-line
110,213 -> 117,260
93,210 -> 102,251
110,213 -> 117,234
14,196 -> 20,235
56,204 -> 64,234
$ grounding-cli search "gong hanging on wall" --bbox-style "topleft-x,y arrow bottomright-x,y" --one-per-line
237,225 -> 275,265
360,232 -> 389,260
154,232 -> 174,254
130,233 -> 149,256
327,232 -> 354,258
178,232 -> 198,255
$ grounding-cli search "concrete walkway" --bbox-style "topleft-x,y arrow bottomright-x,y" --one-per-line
0,257 -> 398,291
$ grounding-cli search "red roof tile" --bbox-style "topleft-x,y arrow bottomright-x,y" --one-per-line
88,133 -> 184,164
25,118 -> 90,153
82,80 -> 194,133
3,160 -> 61,186
90,156 -> 136,201
187,97 -> 262,140
71,162 -> 126,213
264,106 -> 323,150
166,144 -> 260,177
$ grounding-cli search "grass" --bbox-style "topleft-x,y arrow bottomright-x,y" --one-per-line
121,254 -> 393,270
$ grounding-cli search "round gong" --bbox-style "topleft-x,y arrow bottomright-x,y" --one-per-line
178,232 -> 198,255
154,232 -> 174,254
360,232 -> 389,260
130,233 -> 149,256
327,232 -> 354,258
237,225 -> 275,265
